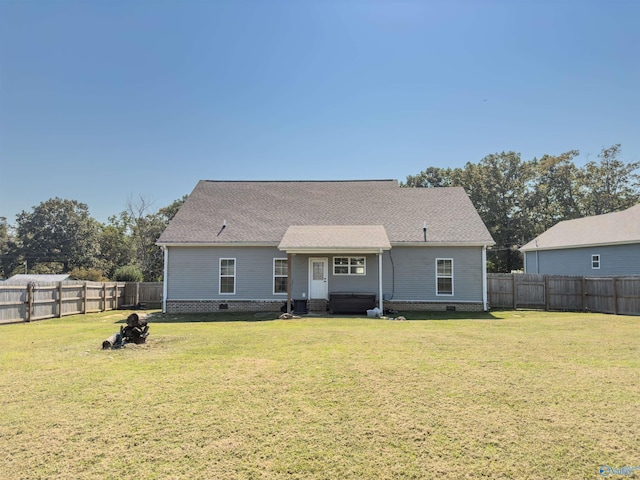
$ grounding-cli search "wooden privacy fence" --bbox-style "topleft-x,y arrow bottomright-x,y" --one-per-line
123,282 -> 163,309
0,281 -> 163,324
488,273 -> 640,315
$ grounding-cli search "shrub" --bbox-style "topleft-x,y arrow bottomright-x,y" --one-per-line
113,265 -> 144,282
69,267 -> 109,282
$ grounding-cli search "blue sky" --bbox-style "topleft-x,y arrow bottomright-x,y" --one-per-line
1,0 -> 638,224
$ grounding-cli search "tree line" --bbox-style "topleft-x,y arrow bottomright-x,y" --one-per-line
1,143 -> 638,279
403,144 -> 640,272
0,195 -> 186,281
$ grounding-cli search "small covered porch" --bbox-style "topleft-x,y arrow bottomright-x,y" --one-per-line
278,225 -> 392,314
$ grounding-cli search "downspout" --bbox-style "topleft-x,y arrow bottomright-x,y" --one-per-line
378,250 -> 384,312
287,253 -> 292,314
482,245 -> 488,311
162,246 -> 168,313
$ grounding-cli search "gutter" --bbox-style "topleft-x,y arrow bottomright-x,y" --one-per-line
157,241 -> 498,248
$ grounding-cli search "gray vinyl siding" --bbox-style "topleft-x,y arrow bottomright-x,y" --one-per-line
289,255 -> 308,298
524,251 -> 538,274
290,249 -> 483,301
524,244 -> 640,276
382,246 -> 484,302
167,246 -> 290,300
288,254 -> 379,299
166,245 -> 486,303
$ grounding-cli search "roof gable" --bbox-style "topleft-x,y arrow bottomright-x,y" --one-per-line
279,225 -> 391,253
521,203 -> 640,251
158,180 -> 494,246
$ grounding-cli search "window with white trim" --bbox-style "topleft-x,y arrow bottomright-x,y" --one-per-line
333,257 -> 366,275
219,258 -> 236,294
592,254 -> 600,269
436,258 -> 453,295
274,258 -> 288,294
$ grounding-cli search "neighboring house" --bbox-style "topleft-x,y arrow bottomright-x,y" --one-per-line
520,203 -> 640,276
157,180 -> 495,314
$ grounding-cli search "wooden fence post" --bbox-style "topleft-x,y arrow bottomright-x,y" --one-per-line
512,274 -> 517,309
544,275 -> 550,311
57,282 -> 63,318
581,277 -> 587,311
136,282 -> 140,306
25,282 -> 33,322
612,278 -> 618,315
83,282 -> 88,314
102,284 -> 107,311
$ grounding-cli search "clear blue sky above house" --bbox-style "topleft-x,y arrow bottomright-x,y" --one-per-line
1,0 -> 638,224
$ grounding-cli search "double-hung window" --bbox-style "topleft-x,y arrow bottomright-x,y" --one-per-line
274,258 -> 288,294
333,257 -> 366,275
592,254 -> 600,269
219,258 -> 236,294
436,258 -> 453,296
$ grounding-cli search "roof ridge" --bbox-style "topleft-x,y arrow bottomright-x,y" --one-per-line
202,179 -> 397,184
557,202 -> 640,225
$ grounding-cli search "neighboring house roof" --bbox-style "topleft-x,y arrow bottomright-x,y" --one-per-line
157,180 -> 495,246
5,274 -> 70,283
520,203 -> 640,252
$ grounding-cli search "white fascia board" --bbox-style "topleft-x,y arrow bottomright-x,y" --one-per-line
393,242 -> 495,248
157,241 -> 496,249
278,247 -> 391,254
156,242 -> 279,248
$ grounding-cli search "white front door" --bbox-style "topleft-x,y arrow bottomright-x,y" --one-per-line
309,257 -> 328,299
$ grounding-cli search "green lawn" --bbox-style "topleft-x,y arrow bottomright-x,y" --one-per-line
1,310 -> 639,479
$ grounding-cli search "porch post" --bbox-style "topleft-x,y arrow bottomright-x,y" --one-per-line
378,250 -> 383,312
287,253 -> 292,314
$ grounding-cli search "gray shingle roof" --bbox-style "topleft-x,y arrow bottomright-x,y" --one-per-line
157,180 -> 495,246
279,225 -> 391,252
5,274 -> 70,283
520,203 -> 640,251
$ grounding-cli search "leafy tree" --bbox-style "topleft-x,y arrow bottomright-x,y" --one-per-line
404,166 -> 454,188
405,155 -> 533,272
117,195 -> 187,281
98,219 -> 135,279
15,198 -> 101,273
578,144 -> 640,216
158,195 -> 188,220
404,144 -> 640,273
526,150 -> 582,235
453,152 -> 534,272
0,217 -> 14,278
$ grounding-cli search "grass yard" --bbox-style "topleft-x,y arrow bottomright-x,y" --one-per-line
1,309 -> 639,479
